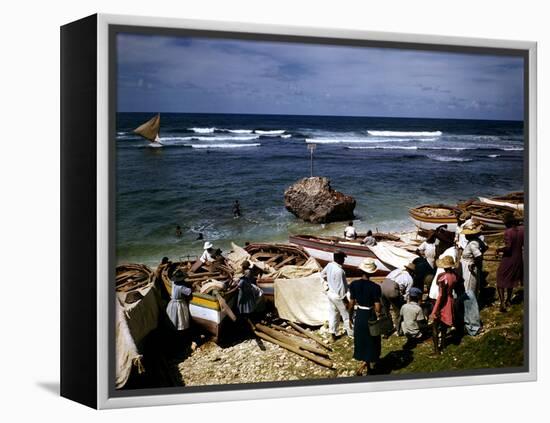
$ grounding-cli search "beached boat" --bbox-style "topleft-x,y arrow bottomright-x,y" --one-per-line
133,113 -> 163,146
244,242 -> 312,299
479,191 -> 524,211
116,263 -> 155,294
464,202 -> 523,230
288,234 -> 410,276
409,204 -> 461,232
161,261 -> 237,340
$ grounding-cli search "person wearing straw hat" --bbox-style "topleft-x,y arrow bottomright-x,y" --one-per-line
166,269 -> 192,331
199,241 -> 215,265
430,256 -> 460,353
380,262 -> 416,333
321,250 -> 353,341
458,222 -> 484,336
347,258 -> 382,376
496,212 -> 524,312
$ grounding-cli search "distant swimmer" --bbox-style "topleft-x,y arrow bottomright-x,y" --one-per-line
196,232 -> 204,241
233,200 -> 242,218
344,221 -> 357,240
175,225 -> 183,237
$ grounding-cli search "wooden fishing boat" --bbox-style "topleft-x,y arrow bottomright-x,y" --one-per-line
464,202 -> 523,230
116,263 -> 155,294
244,242 -> 312,299
133,113 -> 162,146
479,191 -> 524,211
161,261 -> 237,340
409,204 -> 461,232
288,234 -> 394,276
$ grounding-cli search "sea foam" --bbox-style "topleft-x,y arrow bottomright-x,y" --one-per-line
367,130 -> 442,137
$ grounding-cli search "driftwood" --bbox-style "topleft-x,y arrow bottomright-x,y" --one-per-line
253,330 -> 333,369
255,324 -> 330,358
287,321 -> 333,352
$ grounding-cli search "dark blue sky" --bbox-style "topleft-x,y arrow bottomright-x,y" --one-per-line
117,33 -> 524,120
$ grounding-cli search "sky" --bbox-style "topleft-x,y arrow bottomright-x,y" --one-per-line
117,33 -> 524,120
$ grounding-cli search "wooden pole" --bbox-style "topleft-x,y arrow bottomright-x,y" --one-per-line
216,293 -> 237,322
270,323 -> 309,339
253,330 -> 333,369
255,324 -> 330,358
287,321 -> 333,351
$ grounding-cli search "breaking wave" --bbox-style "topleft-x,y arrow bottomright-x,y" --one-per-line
186,143 -> 261,149
428,155 -> 473,162
367,130 -> 442,137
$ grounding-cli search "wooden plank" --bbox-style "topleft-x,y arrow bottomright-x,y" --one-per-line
253,330 -> 333,369
287,321 -> 332,351
255,324 -> 330,357
215,293 -> 237,322
273,256 -> 296,269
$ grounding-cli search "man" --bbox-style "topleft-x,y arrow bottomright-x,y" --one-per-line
233,200 -> 242,218
397,287 -> 427,344
200,241 -> 215,265
344,221 -> 357,240
321,250 -> 352,341
380,262 -> 415,333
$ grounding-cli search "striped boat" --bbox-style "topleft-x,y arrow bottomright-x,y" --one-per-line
161,261 -> 236,341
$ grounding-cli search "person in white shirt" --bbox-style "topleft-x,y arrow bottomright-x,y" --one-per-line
344,221 -> 357,240
321,250 -> 352,341
361,230 -> 377,246
380,263 -> 415,333
417,232 -> 439,269
200,241 -> 215,264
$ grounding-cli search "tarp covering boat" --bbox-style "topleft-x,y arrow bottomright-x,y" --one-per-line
274,274 -> 328,326
367,243 -> 418,271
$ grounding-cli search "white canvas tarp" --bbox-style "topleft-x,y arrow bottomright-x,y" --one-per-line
368,242 -> 418,270
274,273 -> 329,326
115,283 -> 162,389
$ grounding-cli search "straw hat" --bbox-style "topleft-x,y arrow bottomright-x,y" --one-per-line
358,258 -> 378,274
203,241 -> 213,250
436,255 -> 455,269
460,221 -> 482,235
171,269 -> 188,283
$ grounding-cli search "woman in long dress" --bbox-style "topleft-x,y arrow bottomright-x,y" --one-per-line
348,258 -> 382,376
237,261 -> 263,316
496,213 -> 524,312
166,270 -> 192,331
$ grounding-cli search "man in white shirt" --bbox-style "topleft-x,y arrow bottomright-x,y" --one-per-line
417,234 -> 439,269
343,221 -> 357,240
321,250 -> 352,341
200,241 -> 215,264
380,263 -> 415,333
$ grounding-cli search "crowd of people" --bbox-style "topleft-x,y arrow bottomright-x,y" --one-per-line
160,210 -> 524,378
322,211 -> 524,376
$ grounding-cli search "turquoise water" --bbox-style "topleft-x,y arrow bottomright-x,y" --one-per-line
116,113 -> 524,267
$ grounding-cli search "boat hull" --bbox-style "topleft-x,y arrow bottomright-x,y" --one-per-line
409,216 -> 458,232
479,197 -> 524,211
289,235 -> 391,276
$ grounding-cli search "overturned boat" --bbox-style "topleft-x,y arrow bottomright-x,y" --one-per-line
479,191 -> 524,211
288,234 -> 417,276
409,204 -> 461,232
160,261 -> 237,341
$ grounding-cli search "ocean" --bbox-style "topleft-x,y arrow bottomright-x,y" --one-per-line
116,113 -> 524,267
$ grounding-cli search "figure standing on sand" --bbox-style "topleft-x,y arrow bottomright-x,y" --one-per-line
233,200 -> 242,218
321,250 -> 353,341
166,270 -> 192,331
496,213 -> 524,312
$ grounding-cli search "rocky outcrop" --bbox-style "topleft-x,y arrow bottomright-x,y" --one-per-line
284,177 -> 356,224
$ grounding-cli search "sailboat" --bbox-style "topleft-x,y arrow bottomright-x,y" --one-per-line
133,113 -> 162,147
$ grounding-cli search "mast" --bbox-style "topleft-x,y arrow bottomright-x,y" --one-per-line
133,113 -> 160,142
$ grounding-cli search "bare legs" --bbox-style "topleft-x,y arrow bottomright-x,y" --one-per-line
432,320 -> 448,354
498,287 -> 514,312
356,361 -> 372,376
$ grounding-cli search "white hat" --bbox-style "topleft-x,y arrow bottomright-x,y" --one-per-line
203,241 -> 213,250
358,258 -> 378,274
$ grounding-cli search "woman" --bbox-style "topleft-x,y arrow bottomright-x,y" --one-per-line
166,269 -> 192,331
348,258 -> 382,376
237,261 -> 263,316
496,213 -> 524,312
418,232 -> 439,269
430,256 -> 458,354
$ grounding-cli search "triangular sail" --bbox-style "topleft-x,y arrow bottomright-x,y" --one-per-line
133,114 -> 160,142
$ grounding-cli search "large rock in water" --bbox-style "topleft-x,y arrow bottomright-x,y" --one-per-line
284,177 -> 356,224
